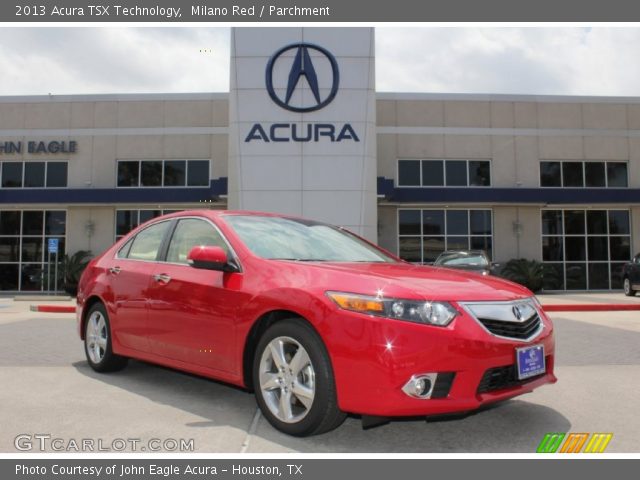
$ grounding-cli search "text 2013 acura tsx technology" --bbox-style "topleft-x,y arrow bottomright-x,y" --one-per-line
77,210 -> 556,436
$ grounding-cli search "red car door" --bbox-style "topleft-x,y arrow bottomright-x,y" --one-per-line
146,217 -> 246,373
106,220 -> 173,353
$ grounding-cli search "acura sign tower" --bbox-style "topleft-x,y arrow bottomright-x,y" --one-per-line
228,28 -> 378,241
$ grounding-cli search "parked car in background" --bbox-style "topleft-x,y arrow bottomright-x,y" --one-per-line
434,250 -> 496,276
77,211 -> 555,436
623,253 -> 640,296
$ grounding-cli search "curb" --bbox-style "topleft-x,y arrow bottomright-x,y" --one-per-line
542,304 -> 640,312
30,305 -> 75,313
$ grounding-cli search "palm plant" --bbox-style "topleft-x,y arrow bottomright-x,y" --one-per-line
499,258 -> 550,293
60,250 -> 93,295
40,250 -> 93,295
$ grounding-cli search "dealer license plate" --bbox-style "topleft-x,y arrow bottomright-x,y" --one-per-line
516,344 -> 545,380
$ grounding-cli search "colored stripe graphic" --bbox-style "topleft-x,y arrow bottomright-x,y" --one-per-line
536,433 -> 565,453
584,433 -> 613,453
560,433 -> 589,453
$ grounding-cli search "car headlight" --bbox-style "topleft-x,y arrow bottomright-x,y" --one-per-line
326,291 -> 458,327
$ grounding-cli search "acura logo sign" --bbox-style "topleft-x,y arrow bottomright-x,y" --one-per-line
512,305 -> 523,321
245,43 -> 357,143
265,43 -> 340,113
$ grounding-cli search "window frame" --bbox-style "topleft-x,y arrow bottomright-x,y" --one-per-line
539,160 -> 629,188
397,159 -> 492,188
0,209 -> 67,292
540,208 -> 632,291
116,159 -> 211,188
0,161 -> 69,189
397,208 -> 494,264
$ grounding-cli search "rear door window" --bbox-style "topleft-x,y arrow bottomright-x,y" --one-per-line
126,221 -> 171,261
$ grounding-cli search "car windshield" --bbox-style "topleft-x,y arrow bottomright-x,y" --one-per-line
224,215 -> 396,263
437,252 -> 488,267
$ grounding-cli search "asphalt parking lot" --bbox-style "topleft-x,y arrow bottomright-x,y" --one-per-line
1,295 -> 639,453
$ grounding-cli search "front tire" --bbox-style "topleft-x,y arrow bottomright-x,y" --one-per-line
84,303 -> 128,372
253,319 -> 346,436
623,277 -> 636,297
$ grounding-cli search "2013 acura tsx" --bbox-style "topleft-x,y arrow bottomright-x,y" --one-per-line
77,210 -> 556,436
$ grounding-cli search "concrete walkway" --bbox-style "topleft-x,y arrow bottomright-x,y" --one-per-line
537,292 -> 640,305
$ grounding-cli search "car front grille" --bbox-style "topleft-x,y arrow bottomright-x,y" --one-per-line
476,357 -> 549,394
477,312 -> 542,340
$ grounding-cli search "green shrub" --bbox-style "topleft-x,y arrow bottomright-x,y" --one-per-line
499,258 -> 559,293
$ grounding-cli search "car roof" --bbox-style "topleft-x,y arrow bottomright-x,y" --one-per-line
160,209 -> 307,220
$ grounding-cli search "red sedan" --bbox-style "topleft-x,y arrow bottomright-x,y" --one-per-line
77,210 -> 556,436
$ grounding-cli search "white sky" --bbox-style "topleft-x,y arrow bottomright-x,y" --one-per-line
1,27 -> 640,96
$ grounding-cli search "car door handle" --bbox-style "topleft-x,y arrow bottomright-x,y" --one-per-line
153,273 -> 171,284
109,266 -> 121,275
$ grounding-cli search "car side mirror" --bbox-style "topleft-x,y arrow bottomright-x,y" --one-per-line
187,246 -> 239,273
491,262 -> 501,269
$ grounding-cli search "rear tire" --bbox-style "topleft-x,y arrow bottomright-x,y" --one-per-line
623,277 -> 636,297
84,303 -> 128,372
252,319 -> 346,436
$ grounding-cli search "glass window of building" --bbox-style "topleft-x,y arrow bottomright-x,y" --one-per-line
540,162 -> 562,187
46,162 -> 68,187
164,160 -> 186,186
468,161 -> 491,186
540,161 -> 628,188
398,159 -> 490,187
141,161 -> 163,187
445,161 -> 467,186
24,162 -> 45,187
541,209 -> 631,291
607,163 -> 628,187
117,160 -> 210,188
562,162 -> 584,187
187,160 -> 210,187
4,162 -> 69,188
2,162 -> 23,188
398,208 -> 493,263
584,162 -> 606,187
0,210 -> 66,291
117,161 -> 139,187
422,160 -> 444,186
398,160 -> 421,186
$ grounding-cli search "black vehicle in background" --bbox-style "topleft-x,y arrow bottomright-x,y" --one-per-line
623,253 -> 640,296
433,250 -> 497,276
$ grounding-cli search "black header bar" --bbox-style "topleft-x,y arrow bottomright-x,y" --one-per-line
4,0 -> 640,22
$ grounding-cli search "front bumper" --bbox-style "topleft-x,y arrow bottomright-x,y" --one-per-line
324,303 -> 556,417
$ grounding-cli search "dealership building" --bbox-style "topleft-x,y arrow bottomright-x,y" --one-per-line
1,27 -> 639,292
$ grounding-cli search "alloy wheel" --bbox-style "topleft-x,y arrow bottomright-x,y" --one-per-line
258,336 -> 316,423
86,311 -> 108,364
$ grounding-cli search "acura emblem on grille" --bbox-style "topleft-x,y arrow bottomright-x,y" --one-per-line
512,305 -> 523,320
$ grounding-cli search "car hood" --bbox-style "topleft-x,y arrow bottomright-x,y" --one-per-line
289,261 -> 532,302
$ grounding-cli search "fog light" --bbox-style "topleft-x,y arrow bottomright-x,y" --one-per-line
402,373 -> 437,399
